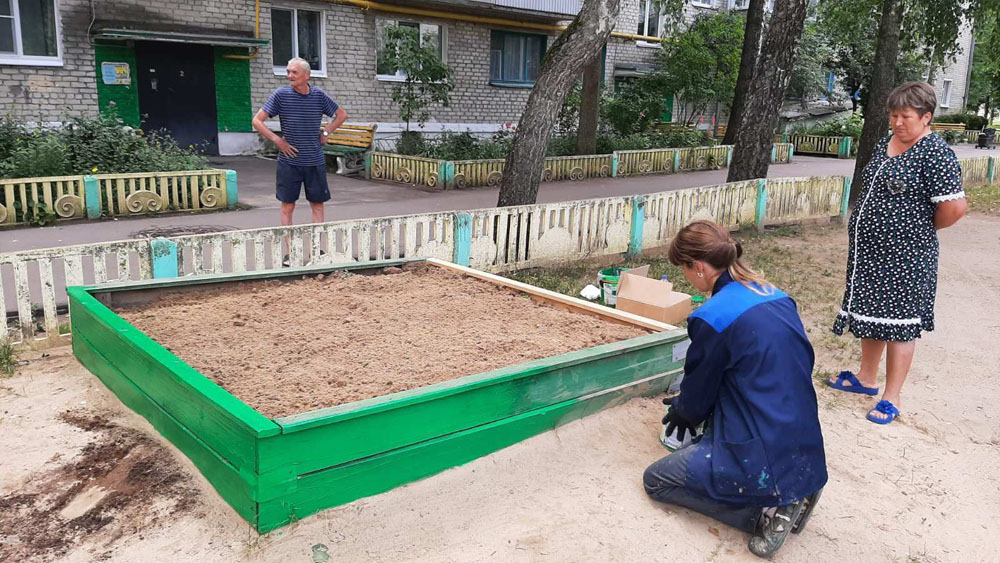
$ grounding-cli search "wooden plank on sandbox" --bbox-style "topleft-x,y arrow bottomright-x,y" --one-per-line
260,331 -> 685,480
255,369 -> 680,533
72,332 -> 258,523
68,287 -> 279,474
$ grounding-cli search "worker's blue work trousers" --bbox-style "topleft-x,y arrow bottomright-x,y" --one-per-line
643,443 -> 762,533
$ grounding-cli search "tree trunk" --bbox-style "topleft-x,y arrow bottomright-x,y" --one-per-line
576,52 -> 603,155
497,0 -> 620,207
727,0 -> 808,183
850,0 -> 903,203
722,0 -> 766,146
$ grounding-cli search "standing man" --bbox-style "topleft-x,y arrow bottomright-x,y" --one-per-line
252,57 -> 347,234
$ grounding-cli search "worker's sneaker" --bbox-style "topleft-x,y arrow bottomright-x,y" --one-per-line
792,488 -> 823,534
748,500 -> 805,558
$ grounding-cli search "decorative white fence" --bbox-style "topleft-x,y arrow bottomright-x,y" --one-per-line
18,160 -> 1000,348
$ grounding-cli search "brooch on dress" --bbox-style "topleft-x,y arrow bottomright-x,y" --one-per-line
886,178 -> 908,195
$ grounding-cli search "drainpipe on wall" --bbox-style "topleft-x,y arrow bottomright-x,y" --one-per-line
325,0 -> 664,43
221,0 -> 261,60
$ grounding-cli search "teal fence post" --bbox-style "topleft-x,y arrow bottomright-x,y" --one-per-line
839,176 -> 852,223
225,169 -> 238,207
726,146 -> 733,167
789,144 -> 794,162
364,153 -> 373,180
611,152 -> 619,177
770,145 -> 777,164
673,150 -> 681,173
439,160 -> 455,189
453,212 -> 472,266
628,196 -> 646,257
83,175 -> 100,219
151,238 -> 179,279
989,156 -> 996,185
839,137 -> 853,159
755,179 -> 767,231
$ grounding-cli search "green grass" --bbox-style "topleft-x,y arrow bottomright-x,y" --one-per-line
967,184 -> 1000,215
0,335 -> 17,378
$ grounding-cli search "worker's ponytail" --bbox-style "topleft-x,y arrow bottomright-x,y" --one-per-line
667,220 -> 773,295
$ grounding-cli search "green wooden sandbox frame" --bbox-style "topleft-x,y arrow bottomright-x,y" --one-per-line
68,258 -> 689,532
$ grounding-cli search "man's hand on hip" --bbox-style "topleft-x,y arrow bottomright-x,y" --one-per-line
276,138 -> 298,159
319,131 -> 329,146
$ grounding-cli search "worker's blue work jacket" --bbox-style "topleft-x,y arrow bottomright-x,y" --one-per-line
675,271 -> 827,506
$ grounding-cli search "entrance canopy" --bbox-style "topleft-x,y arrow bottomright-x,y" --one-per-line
92,26 -> 269,48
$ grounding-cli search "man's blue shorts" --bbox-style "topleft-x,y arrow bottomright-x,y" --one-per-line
276,161 -> 331,203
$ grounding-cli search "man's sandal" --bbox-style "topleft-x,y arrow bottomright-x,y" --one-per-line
866,400 -> 901,425
825,371 -> 879,396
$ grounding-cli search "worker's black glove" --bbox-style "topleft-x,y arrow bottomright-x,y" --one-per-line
661,397 -> 698,442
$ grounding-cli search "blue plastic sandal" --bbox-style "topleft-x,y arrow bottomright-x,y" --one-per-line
867,400 -> 901,425
825,371 -> 879,396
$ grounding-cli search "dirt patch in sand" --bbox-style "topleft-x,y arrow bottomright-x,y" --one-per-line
116,263 -> 651,419
0,411 -> 199,562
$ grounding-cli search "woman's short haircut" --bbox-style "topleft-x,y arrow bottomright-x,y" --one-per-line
886,82 -> 937,118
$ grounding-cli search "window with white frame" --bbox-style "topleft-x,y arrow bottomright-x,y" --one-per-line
375,19 -> 445,81
691,0 -> 714,8
729,0 -> 749,8
0,0 -> 62,66
271,7 -> 324,75
636,0 -> 663,46
941,79 -> 953,108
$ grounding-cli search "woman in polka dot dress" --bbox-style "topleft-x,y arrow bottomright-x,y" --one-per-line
827,82 -> 968,425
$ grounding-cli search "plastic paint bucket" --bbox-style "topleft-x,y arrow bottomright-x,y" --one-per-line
600,274 -> 621,306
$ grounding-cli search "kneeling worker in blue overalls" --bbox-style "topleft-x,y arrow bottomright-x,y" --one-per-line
643,220 -> 827,558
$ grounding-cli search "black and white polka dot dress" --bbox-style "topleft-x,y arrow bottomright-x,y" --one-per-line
832,133 -> 965,342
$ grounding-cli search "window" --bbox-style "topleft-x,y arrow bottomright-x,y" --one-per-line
691,0 -> 714,8
375,19 -> 444,81
0,0 -> 62,66
489,30 -> 545,86
636,0 -> 662,46
941,79 -> 953,108
729,0 -> 749,8
271,7 -> 324,76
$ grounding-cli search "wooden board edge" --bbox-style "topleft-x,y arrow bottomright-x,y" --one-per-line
79,258 -> 423,294
274,329 -> 686,431
69,287 -> 280,438
426,258 -> 677,332
72,332 -> 259,525
255,369 -> 680,533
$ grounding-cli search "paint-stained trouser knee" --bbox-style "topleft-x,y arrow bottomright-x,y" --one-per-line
643,442 -> 762,534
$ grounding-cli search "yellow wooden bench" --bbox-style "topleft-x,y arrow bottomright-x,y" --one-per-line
322,124 -> 377,175
930,122 -> 965,132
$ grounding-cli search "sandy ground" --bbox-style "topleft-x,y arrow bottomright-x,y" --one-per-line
115,264 -> 649,419
1,214 -> 998,562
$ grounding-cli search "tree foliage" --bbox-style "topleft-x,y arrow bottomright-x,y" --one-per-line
787,18 -> 834,103
656,12 -> 744,124
967,7 -> 1000,121
376,24 -> 455,131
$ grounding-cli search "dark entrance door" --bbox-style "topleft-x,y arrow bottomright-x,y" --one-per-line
136,42 -> 219,155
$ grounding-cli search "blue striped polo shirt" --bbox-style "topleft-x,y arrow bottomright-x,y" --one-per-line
261,85 -> 340,166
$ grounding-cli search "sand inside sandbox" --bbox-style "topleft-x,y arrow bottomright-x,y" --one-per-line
116,264 -> 652,419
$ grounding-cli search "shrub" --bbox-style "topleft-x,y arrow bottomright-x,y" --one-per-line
0,113 -> 208,180
789,113 -> 864,139
934,112 -> 987,130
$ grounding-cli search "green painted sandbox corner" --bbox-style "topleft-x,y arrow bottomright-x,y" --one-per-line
70,258 -> 689,533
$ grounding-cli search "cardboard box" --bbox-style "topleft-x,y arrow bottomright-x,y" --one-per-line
616,271 -> 693,325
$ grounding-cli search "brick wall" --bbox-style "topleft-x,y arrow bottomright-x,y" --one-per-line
3,0 -> 735,130
250,1 -> 544,125
934,23 -> 974,116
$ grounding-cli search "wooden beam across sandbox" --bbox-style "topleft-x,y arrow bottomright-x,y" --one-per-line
68,259 -> 689,532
